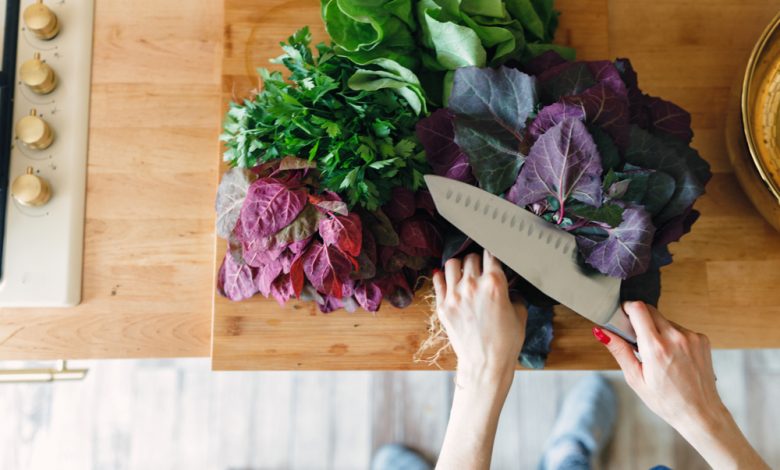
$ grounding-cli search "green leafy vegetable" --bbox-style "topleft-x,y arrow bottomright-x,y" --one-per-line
221,27 -> 429,210
321,0 -> 574,103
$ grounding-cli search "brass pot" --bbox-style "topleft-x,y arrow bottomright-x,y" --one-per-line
728,11 -> 780,231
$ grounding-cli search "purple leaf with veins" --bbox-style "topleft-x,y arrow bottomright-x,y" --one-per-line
417,109 -> 474,183
576,203 -> 655,279
240,178 -> 307,239
508,118 -> 603,217
530,82 -> 630,148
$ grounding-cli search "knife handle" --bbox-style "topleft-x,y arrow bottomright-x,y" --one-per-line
604,304 -> 638,346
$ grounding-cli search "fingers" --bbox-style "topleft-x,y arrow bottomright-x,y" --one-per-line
462,253 -> 481,279
597,328 -> 644,388
432,270 -> 446,309
623,301 -> 660,344
483,250 -> 502,274
444,258 -> 462,287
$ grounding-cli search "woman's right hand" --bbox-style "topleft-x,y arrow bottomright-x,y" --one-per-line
595,301 -> 769,469
594,301 -> 722,429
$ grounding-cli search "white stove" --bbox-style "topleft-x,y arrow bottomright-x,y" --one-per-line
0,0 -> 94,307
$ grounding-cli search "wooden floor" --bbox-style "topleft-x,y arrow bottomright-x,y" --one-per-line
1,351 -> 778,469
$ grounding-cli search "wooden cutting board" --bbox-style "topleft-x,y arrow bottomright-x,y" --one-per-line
213,0 -> 780,370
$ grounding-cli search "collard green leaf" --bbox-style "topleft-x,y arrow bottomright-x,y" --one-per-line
644,96 -> 694,143
576,204 -> 655,279
449,66 -> 536,194
215,168 -> 250,239
617,169 -> 676,216
590,127 -> 620,171
509,118 -> 603,210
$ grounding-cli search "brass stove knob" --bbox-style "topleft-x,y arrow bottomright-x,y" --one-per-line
11,167 -> 52,207
16,109 -> 54,150
23,0 -> 60,40
20,53 -> 57,94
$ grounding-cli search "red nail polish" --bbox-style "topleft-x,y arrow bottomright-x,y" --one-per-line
432,268 -> 441,275
592,327 -> 611,345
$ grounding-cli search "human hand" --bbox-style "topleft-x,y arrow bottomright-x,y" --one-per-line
594,301 -> 723,431
595,302 -> 770,469
432,251 -> 527,386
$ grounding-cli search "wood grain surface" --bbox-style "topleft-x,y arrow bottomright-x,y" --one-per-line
214,0 -> 780,370
0,0 -> 222,359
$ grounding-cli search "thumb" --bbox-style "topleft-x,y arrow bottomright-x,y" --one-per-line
594,327 -> 643,388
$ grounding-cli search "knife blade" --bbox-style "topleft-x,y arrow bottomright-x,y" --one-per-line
425,175 -> 636,344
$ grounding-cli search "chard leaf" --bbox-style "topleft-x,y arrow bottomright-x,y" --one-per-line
217,251 -> 257,301
239,179 -> 308,239
576,203 -> 655,279
215,168 -> 250,239
271,204 -> 323,245
382,187 -> 417,222
449,66 -> 536,194
319,213 -> 363,257
508,118 -> 603,210
302,241 -> 354,298
355,281 -> 383,312
398,217 -> 443,258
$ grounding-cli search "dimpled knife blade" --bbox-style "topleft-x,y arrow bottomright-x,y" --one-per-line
425,175 -> 636,343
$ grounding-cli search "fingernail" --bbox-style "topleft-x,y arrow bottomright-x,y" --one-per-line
592,327 -> 611,345
432,268 -> 441,275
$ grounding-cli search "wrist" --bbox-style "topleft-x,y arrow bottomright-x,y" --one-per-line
456,362 -> 515,392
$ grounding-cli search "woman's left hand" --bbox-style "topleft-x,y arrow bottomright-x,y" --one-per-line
432,251 -> 527,384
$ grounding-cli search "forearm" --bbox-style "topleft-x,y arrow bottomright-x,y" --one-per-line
675,405 -> 769,470
436,369 -> 513,470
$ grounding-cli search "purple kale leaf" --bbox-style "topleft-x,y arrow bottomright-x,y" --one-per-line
530,82 -> 630,148
536,62 -> 597,101
448,66 -> 536,194
644,96 -> 694,143
417,109 -> 474,183
239,178 -> 307,239
624,125 -> 709,224
508,118 -> 603,217
575,203 -> 655,279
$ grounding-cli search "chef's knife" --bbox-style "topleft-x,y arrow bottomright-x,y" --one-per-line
425,175 -> 637,344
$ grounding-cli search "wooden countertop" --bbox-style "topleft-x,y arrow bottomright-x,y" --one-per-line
213,0 -> 780,370
0,0 -> 222,359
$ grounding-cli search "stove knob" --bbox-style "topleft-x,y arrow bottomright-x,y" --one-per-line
20,53 -> 57,94
11,167 -> 52,207
23,0 -> 60,40
15,109 -> 54,150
